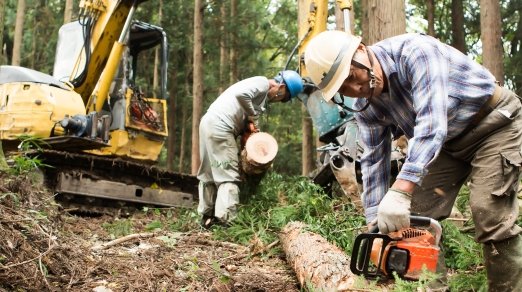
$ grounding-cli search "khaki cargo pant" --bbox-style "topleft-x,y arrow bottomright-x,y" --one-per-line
411,86 -> 522,243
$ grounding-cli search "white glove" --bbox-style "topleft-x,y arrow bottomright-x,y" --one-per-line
377,188 -> 411,234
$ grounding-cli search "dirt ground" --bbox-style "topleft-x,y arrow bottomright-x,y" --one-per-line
0,173 -> 299,292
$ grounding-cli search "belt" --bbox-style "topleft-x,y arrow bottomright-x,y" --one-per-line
465,84 -> 503,130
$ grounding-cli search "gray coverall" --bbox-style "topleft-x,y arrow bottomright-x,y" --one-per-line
197,76 -> 270,223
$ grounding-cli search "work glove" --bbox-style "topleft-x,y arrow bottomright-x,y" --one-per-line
377,188 -> 411,234
247,114 -> 260,130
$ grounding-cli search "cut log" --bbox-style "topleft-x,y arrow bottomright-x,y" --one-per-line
240,132 -> 278,175
279,221 -> 356,291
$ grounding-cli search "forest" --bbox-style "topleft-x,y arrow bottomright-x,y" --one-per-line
1,0 -> 522,291
1,0 -> 519,175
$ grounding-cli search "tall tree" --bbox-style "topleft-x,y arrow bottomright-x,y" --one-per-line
191,0 -> 204,174
427,0 -> 435,36
451,0 -> 467,53
0,0 -> 5,64
64,0 -> 74,23
218,0 -> 228,94
152,0 -> 163,96
366,0 -> 406,45
229,0 -> 238,83
361,0 -> 369,44
480,0 -> 504,84
12,0 -> 25,66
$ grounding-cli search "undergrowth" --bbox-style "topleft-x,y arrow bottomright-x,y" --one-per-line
166,172 -> 520,291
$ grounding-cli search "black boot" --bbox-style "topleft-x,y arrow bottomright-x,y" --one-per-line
200,215 -> 218,229
484,234 -> 522,292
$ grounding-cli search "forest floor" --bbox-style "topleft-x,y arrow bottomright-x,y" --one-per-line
0,173 -> 299,292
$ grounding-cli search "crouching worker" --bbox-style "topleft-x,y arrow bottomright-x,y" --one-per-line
304,30 -> 522,291
197,70 -> 304,229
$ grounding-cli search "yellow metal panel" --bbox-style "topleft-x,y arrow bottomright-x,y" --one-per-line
87,129 -> 164,161
0,82 -> 85,139
298,0 -> 328,77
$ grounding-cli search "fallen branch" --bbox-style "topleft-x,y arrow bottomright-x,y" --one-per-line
92,232 -> 157,251
0,240 -> 55,269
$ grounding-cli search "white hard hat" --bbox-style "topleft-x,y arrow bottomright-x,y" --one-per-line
304,30 -> 362,101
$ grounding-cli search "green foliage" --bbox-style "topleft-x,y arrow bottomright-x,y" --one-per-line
391,268 -> 438,292
102,219 -> 134,239
8,136 -> 50,176
145,220 -> 163,231
211,172 -> 365,251
168,207 -> 200,232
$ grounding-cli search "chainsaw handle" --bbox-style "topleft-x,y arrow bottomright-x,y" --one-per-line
371,216 -> 442,245
410,215 -> 431,227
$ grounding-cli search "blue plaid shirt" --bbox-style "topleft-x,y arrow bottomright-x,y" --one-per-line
353,33 -> 496,221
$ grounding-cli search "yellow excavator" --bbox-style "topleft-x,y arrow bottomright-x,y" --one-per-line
0,0 -> 197,211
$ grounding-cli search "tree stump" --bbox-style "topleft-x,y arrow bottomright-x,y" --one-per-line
240,132 -> 278,175
279,221 -> 356,291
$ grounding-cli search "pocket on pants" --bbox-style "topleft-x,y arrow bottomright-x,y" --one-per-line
492,151 -> 522,196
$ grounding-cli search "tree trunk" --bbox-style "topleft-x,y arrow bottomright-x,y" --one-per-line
451,0 -> 467,54
167,69 -> 177,171
179,92 -> 187,173
361,0 -> 369,44
279,222 -> 356,291
152,0 -> 163,97
367,0 -> 406,45
229,0 -> 238,83
426,0 -> 435,37
12,0 -> 26,66
0,0 -> 5,64
301,108 -> 314,176
63,0 -> 73,23
219,1 -> 228,94
191,0 -> 204,175
480,0 -> 504,84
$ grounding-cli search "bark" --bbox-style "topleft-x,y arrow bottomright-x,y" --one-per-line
0,0 -> 5,64
426,0 -> 435,37
63,0 -> 74,24
179,88 -> 188,173
167,69 -> 177,171
12,0 -> 25,66
191,0 -> 204,175
480,0 -> 504,84
361,0 -> 369,45
367,0 -> 406,45
279,222 -> 356,291
451,0 -> 467,54
219,1 -> 228,94
152,0 -> 163,97
229,0 -> 238,83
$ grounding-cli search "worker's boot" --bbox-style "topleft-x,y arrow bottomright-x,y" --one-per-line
215,182 -> 240,225
483,234 -> 522,292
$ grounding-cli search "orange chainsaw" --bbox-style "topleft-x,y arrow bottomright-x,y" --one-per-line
350,216 -> 442,280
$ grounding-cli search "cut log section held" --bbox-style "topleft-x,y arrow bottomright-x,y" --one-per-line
240,132 -> 278,175
279,221 -> 356,291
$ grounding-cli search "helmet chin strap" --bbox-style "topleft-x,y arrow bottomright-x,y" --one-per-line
333,48 -> 376,113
